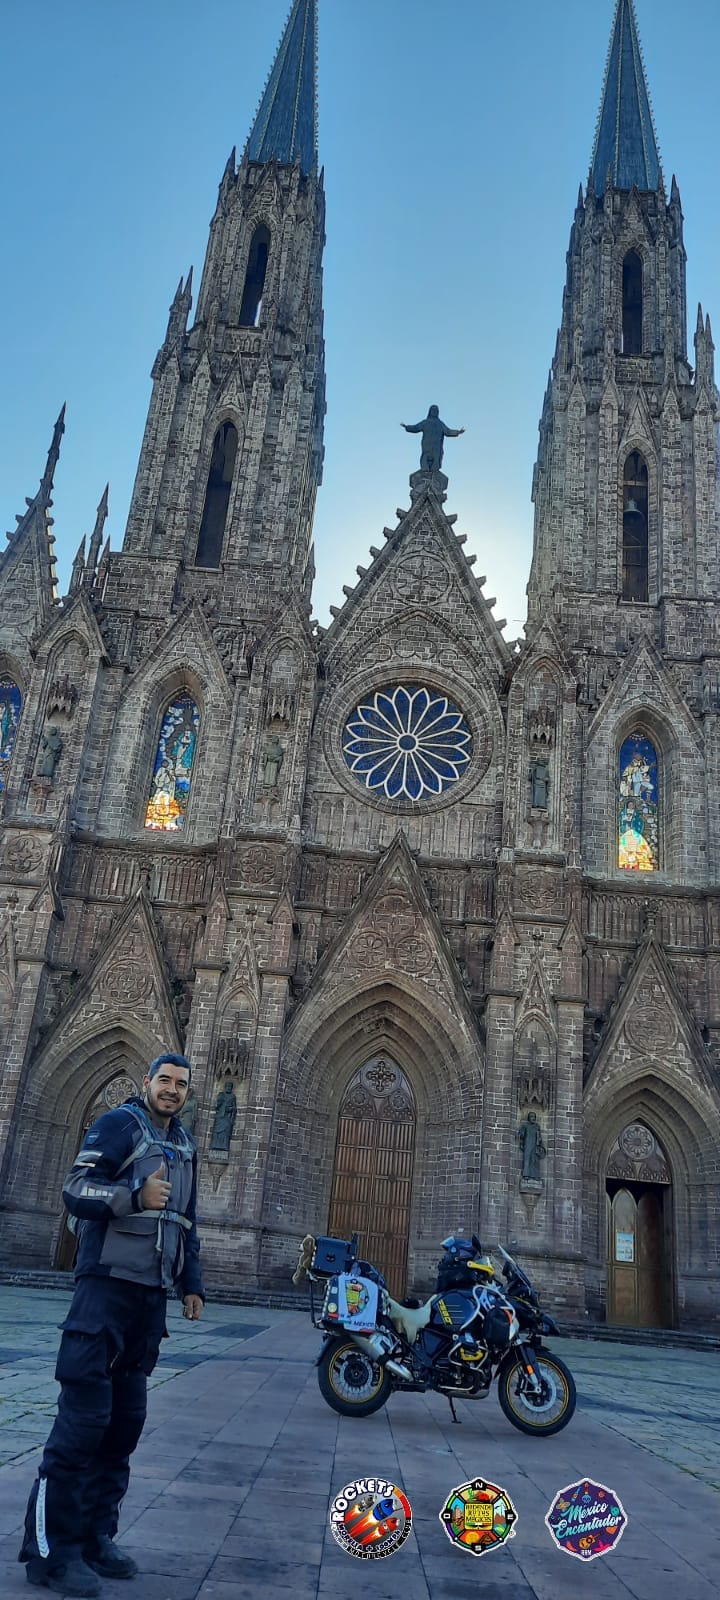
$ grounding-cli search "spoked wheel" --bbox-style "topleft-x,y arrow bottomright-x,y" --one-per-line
317,1338 -> 392,1417
498,1348 -> 576,1436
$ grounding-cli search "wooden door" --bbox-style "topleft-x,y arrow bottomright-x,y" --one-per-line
608,1188 -> 638,1324
328,1058 -> 415,1300
637,1191 -> 664,1327
55,1070 -> 140,1269
607,1185 -> 668,1327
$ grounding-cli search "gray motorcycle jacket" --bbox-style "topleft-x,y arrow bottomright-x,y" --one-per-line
63,1097 -> 204,1298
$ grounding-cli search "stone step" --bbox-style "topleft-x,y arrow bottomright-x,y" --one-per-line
1,1270 -> 718,1349
0,1268 -> 308,1312
558,1318 -> 720,1351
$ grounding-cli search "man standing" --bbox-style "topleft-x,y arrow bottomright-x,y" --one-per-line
20,1052 -> 205,1597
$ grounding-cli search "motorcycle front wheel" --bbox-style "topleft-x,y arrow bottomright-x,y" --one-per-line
317,1337 -> 392,1417
498,1347 -> 576,1436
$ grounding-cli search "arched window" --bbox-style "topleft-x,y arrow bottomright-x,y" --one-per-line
622,451 -> 649,601
239,225 -> 270,327
145,693 -> 200,833
622,250 -> 643,355
195,422 -> 238,568
0,678 -> 22,792
618,732 -> 659,871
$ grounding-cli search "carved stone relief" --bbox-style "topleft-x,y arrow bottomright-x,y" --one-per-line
98,958 -> 154,1006
104,1074 -> 139,1108
2,835 -> 44,875
515,1024 -> 554,1111
606,1121 -> 671,1184
624,982 -> 678,1052
515,871 -> 564,915
390,553 -> 451,604
346,889 -> 437,979
236,844 -> 284,887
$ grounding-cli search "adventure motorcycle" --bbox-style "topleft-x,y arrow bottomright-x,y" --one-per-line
293,1231 -> 576,1436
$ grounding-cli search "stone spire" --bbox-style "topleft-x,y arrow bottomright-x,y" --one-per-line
85,484 -> 109,584
120,0 -> 325,621
591,0 -> 662,195
0,405 -> 64,613
245,0 -> 318,175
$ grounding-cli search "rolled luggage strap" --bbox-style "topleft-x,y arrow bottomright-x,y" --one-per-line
293,1233 -> 316,1284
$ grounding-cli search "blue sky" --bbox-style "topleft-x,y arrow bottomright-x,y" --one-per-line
2,0 -> 719,637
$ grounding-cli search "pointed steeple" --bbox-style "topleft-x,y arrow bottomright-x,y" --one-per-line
69,536 -> 86,595
245,0 -> 318,175
0,407 -> 64,615
85,484 -> 109,583
40,403 -> 66,500
591,0 -> 662,196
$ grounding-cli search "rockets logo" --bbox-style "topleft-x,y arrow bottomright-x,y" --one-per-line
329,1477 -> 413,1560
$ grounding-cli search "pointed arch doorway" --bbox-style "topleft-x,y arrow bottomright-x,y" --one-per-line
328,1057 -> 415,1299
55,1069 -> 141,1270
606,1121 -> 673,1327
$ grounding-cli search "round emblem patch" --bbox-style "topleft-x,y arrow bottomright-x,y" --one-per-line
439,1476 -> 518,1556
545,1477 -> 627,1560
329,1477 -> 412,1560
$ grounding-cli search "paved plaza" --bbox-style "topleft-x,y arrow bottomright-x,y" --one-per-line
0,1286 -> 718,1599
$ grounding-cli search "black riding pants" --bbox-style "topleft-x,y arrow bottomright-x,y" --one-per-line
20,1276 -> 167,1566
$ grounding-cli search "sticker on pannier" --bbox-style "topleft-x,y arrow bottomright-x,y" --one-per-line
337,1273 -> 379,1333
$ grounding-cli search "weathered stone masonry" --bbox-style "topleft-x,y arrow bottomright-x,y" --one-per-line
0,0 -> 719,1327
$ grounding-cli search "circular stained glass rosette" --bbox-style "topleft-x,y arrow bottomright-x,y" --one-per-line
342,685 -> 472,801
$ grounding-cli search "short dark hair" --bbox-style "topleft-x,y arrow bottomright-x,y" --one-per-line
147,1052 -> 192,1083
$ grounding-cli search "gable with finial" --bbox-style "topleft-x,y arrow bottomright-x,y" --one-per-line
35,891 -> 182,1061
586,636 -> 701,752
585,937 -> 717,1105
289,832 -> 478,1035
619,386 -> 657,459
320,490 -> 511,685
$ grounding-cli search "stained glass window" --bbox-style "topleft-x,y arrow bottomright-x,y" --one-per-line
144,693 -> 200,832
342,684 -> 472,801
0,679 -> 22,792
618,732 -> 658,871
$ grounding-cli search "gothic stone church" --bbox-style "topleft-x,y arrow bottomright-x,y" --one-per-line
1,0 -> 719,1330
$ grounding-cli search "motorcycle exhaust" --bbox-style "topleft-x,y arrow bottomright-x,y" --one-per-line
349,1332 -> 413,1382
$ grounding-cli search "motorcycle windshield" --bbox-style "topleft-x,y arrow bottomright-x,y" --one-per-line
497,1243 -> 534,1296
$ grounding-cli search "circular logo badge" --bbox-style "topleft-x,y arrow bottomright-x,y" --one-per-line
439,1477 -> 518,1556
545,1477 -> 627,1561
329,1478 -> 413,1560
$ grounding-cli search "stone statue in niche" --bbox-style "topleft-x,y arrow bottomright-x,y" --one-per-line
36,725 -> 63,780
517,1111 -> 546,1184
262,732 -> 284,788
210,1080 -> 237,1151
178,1087 -> 198,1137
530,758 -> 550,810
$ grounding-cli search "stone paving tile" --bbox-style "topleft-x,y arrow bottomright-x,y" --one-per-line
209,1554 -> 321,1586
1,1287 -> 719,1599
198,1585 -> 313,1600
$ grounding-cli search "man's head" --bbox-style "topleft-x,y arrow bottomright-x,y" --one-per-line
143,1053 -> 192,1120
429,404 -> 439,417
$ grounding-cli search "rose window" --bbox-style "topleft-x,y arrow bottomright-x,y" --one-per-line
342,684 -> 472,800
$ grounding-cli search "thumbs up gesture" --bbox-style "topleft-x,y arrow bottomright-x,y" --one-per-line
141,1166 -> 172,1210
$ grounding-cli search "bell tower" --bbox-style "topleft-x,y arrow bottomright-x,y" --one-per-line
120,0 -> 325,624
528,0 -> 719,641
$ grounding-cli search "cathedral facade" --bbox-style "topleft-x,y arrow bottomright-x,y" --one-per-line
1,0 -> 719,1329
